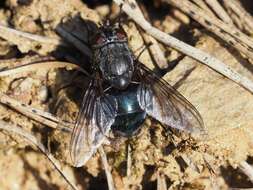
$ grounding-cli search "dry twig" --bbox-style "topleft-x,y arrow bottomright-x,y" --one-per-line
0,61 -> 84,77
223,0 -> 253,34
0,92 -> 71,131
164,0 -> 253,60
0,55 -> 55,70
113,0 -> 253,93
157,171 -> 167,190
239,161 -> 253,184
123,144 -> 132,189
1,94 -> 71,131
98,147 -> 116,190
136,5 -> 168,69
127,144 -> 132,178
181,154 -> 200,173
0,24 -> 65,46
142,33 -> 168,69
191,0 -> 216,17
204,0 -> 233,24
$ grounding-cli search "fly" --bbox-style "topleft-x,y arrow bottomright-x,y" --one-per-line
69,20 -> 205,167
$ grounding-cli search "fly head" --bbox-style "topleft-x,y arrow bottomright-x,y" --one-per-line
91,20 -> 127,48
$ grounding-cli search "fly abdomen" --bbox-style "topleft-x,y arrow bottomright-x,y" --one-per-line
107,84 -> 146,137
112,112 -> 146,137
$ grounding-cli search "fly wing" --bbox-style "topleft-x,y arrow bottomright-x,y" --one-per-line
70,80 -> 117,167
136,63 -> 205,136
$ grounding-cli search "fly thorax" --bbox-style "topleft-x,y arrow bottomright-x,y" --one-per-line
99,43 -> 134,89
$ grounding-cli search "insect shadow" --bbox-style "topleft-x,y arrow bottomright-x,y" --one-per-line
46,15 -> 108,189
20,152 -> 59,190
50,16 -> 96,111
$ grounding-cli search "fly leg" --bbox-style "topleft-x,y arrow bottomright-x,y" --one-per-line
52,70 -> 91,116
111,3 -> 124,26
134,42 -> 153,61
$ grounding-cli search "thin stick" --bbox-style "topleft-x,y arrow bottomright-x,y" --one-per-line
157,171 -> 167,190
225,9 -> 244,32
0,93 -> 72,132
0,60 -> 91,78
98,147 -> 116,190
136,5 -> 168,69
0,61 -> 89,77
164,0 -> 253,60
169,0 -> 253,48
113,0 -> 253,93
142,33 -> 168,69
0,24 -> 65,46
0,120 -> 78,190
204,0 -> 233,24
181,154 -> 200,173
127,144 -> 132,178
0,55 -> 55,70
223,0 -> 253,34
239,161 -> 253,184
123,143 -> 132,190
191,0 -> 216,18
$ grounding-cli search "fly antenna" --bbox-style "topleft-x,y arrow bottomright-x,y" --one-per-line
135,42 -> 153,61
112,4 -> 124,27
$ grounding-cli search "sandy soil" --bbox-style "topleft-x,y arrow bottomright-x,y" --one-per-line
0,0 -> 253,190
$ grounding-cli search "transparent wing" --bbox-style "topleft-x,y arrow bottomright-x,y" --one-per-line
70,80 -> 117,167
136,63 -> 205,136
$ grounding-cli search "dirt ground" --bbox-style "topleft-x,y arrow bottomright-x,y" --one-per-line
0,0 -> 253,190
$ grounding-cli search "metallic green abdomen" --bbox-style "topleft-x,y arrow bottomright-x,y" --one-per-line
109,84 -> 146,137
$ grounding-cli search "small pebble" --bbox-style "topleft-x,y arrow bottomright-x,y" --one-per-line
38,85 -> 49,103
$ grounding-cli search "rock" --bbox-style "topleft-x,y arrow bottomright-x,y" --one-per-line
164,35 -> 253,167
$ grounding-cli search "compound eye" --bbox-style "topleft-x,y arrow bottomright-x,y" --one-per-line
96,36 -> 105,44
116,28 -> 127,40
95,35 -> 105,44
92,32 -> 105,45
